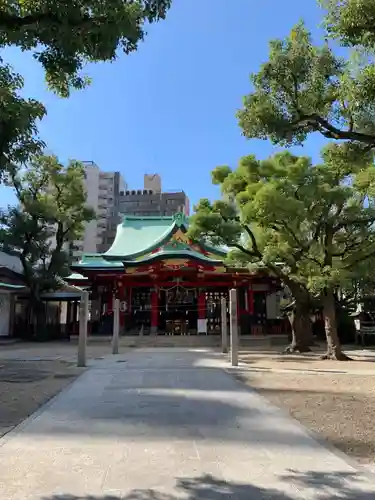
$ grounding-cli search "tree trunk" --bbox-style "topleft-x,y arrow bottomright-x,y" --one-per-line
284,299 -> 313,353
321,288 -> 351,360
29,285 -> 47,341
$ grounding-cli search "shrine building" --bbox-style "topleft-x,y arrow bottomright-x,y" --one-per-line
66,212 -> 285,336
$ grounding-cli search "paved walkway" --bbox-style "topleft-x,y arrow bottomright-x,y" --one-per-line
0,348 -> 375,500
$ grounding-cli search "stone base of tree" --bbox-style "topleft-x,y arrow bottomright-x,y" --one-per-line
283,343 -> 311,354
320,350 -> 352,361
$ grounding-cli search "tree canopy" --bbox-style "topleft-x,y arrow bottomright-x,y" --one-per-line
237,22 -> 375,154
0,61 -> 45,181
0,155 -> 95,296
322,0 -> 375,50
188,147 -> 375,359
0,0 -> 172,96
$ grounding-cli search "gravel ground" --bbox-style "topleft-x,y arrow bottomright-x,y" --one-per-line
0,359 -> 83,438
235,370 -> 375,465
238,345 -> 375,373
0,341 -> 129,438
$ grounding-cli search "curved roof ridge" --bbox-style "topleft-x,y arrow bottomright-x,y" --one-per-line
122,248 -> 224,266
103,214 -> 179,259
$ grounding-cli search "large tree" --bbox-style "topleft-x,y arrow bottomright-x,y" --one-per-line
237,22 -> 375,154
0,155 -> 95,305
0,1 -> 172,179
0,60 -> 45,180
0,0 -> 172,96
188,147 -> 375,360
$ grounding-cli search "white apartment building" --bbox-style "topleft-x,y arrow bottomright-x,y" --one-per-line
72,161 -> 126,259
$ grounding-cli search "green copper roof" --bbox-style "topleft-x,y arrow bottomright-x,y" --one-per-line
69,212 -> 228,276
104,215 -> 177,258
103,212 -> 227,260
71,255 -> 123,271
123,249 -> 223,266
0,282 -> 25,290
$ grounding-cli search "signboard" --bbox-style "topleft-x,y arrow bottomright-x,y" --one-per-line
197,319 -> 207,334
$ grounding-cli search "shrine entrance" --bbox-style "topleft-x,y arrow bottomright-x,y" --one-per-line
158,285 -> 198,335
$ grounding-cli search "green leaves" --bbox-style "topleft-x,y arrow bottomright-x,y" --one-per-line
237,20 -> 375,152
322,0 -> 375,51
0,155 -> 95,294
0,59 -> 45,181
0,0 -> 172,96
1,1 -> 172,182
237,23 -> 343,146
190,148 -> 375,296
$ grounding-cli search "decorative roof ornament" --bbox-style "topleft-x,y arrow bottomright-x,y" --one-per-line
172,212 -> 188,227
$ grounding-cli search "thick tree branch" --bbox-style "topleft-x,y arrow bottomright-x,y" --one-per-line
295,113 -> 375,145
323,224 -> 334,267
343,243 -> 375,269
232,243 -> 260,259
241,224 -> 262,258
334,216 -> 375,232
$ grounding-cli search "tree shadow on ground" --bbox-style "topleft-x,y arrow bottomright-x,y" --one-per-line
43,471 -> 375,500
280,469 -> 375,499
28,389 -> 320,448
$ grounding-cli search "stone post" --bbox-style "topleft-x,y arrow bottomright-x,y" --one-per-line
77,291 -> 89,367
229,288 -> 239,366
221,297 -> 228,353
150,289 -> 159,335
112,298 -> 120,355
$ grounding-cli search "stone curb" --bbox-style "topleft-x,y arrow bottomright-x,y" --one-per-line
236,361 -> 375,376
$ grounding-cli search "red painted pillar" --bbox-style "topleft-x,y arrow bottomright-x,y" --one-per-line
198,292 -> 206,319
151,288 -> 159,334
107,291 -> 113,314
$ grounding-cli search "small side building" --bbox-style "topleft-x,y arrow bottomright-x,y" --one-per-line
0,252 -> 26,338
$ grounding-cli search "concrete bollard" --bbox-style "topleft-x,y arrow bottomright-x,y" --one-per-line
221,297 -> 228,353
229,288 -> 239,366
77,291 -> 89,367
112,298 -> 120,355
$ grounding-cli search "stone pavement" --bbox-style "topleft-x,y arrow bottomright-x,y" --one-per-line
0,348 -> 375,500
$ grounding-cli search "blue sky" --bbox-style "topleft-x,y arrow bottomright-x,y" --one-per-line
1,0 -> 328,210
